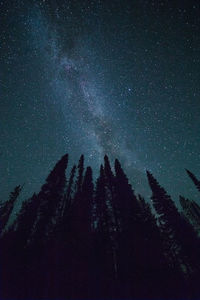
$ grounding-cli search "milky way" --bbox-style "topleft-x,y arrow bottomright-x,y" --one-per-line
0,0 -> 200,207
26,4 -> 145,174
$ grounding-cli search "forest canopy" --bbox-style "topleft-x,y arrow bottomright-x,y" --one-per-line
1,153 -> 200,299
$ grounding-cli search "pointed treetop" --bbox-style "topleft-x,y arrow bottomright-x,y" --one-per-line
104,154 -> 108,160
146,170 -> 167,195
146,170 -> 158,189
104,155 -> 114,177
7,185 -> 23,206
115,159 -> 126,176
85,166 -> 92,175
146,170 -> 180,219
12,184 -> 23,195
0,184 -> 23,234
146,171 -> 164,190
83,166 -> 93,184
78,154 -> 84,166
46,153 -> 68,184
100,164 -> 104,173
186,169 -> 200,192
146,170 -> 152,177
104,155 -> 110,166
114,158 -> 121,171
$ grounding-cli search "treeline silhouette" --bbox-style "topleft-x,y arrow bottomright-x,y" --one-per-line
1,154 -> 200,300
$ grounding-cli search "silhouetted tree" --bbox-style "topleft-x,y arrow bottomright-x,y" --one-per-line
46,164 -> 77,300
136,194 -> 171,298
180,196 -> 200,235
62,165 -> 76,218
0,185 -> 22,234
95,165 -> 109,232
186,169 -> 200,193
4,193 -> 43,299
0,186 -> 25,299
2,154 -> 200,300
114,159 -> 140,231
104,155 -> 116,221
61,166 -> 94,299
81,166 -> 94,231
114,159 -> 144,296
14,193 -> 40,245
92,164 -> 117,298
31,153 -> 68,243
69,166 -> 94,241
74,154 -> 84,196
147,170 -> 200,298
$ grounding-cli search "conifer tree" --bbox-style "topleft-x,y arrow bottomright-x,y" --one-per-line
186,169 -> 200,192
62,165 -> 76,219
95,165 -> 109,232
14,193 -> 40,245
75,154 -> 84,196
0,185 -> 22,234
74,166 -> 94,251
81,166 -> 94,224
31,154 -> 68,243
104,155 -> 115,196
180,196 -> 200,234
47,165 -> 77,300
147,171 -> 200,277
25,154 -> 69,299
4,153 -> 200,299
137,194 -> 170,298
93,164 -> 117,297
67,156 -> 85,244
114,161 -> 152,297
62,166 -> 94,299
70,166 -> 93,238
114,159 -> 140,231
104,155 -> 120,234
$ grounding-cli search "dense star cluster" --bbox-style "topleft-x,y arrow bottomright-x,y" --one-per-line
0,0 -> 200,206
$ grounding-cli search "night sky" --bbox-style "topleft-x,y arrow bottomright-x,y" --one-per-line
1,0 -> 200,208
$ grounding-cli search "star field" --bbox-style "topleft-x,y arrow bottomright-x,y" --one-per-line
0,0 -> 200,207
